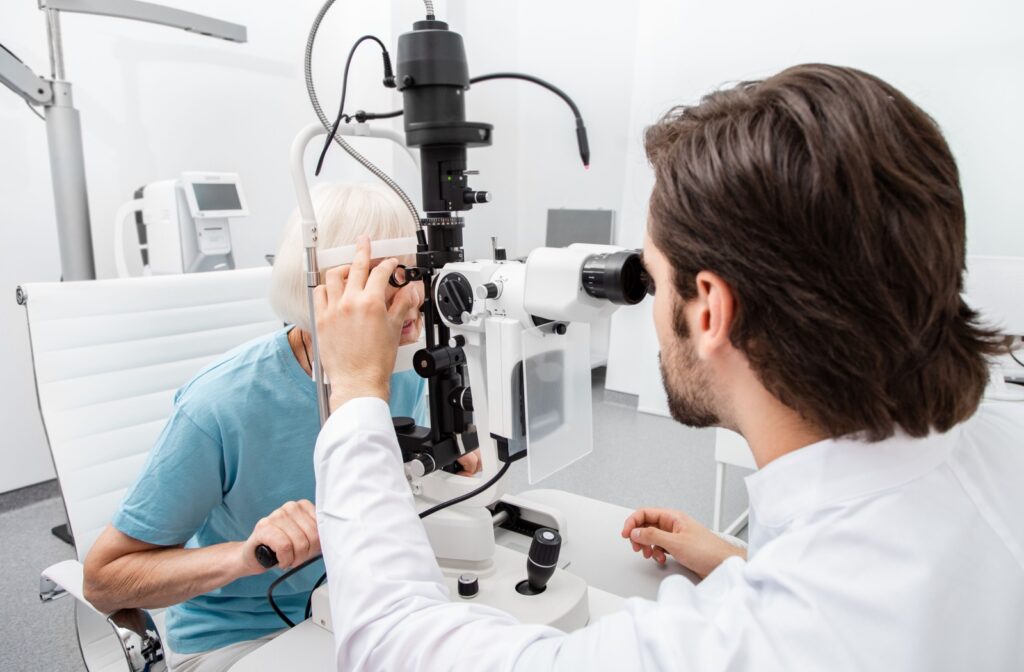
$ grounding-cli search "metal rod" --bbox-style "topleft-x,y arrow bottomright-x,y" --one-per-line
305,250 -> 331,426
45,9 -> 66,81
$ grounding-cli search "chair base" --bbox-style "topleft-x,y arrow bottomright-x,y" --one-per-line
52,522 -> 75,546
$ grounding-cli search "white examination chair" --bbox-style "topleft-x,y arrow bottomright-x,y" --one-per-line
18,268 -> 280,672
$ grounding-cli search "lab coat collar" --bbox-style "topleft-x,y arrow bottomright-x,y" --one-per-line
744,423 -> 962,529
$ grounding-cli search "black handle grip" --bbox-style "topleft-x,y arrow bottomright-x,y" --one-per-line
255,544 -> 278,568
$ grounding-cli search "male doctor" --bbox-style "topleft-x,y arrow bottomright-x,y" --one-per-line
310,64 -> 1024,670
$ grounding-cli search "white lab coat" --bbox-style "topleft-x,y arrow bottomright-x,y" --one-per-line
314,398 -> 1024,671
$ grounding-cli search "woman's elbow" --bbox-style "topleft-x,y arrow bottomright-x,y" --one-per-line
82,566 -> 119,614
82,553 -> 126,614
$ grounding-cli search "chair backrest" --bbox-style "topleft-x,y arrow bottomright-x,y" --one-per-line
19,268 -> 281,561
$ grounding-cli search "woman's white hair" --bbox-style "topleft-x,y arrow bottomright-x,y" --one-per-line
269,182 -> 416,330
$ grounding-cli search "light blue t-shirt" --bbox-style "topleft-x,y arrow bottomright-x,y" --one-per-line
112,327 -> 426,654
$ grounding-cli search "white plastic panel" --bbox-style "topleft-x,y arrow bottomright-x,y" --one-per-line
524,322 -> 594,483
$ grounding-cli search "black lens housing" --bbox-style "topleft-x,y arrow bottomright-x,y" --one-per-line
580,250 -> 646,305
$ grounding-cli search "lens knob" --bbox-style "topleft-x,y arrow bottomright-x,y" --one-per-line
458,573 -> 479,599
476,282 -> 501,299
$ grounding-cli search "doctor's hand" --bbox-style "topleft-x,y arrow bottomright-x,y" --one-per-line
621,507 -> 746,579
240,500 -> 321,573
315,236 -> 424,412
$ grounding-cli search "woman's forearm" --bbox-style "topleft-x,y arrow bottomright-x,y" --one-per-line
84,541 -> 251,613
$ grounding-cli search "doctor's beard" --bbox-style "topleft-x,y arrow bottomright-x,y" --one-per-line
658,323 -> 720,428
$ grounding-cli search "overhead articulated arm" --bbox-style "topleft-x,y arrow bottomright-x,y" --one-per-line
38,0 -> 247,43
0,46 -> 52,105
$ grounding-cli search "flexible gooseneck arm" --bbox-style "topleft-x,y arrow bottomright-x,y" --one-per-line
288,122 -> 420,426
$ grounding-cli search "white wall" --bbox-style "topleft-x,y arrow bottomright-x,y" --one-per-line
605,0 -> 1024,408
4,1 -> 1022,492
389,0 -> 639,260
0,0 -> 401,493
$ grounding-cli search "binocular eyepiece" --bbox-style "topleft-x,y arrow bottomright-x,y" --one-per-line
581,250 -> 649,306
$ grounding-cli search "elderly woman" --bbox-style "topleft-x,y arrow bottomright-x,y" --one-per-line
83,183 -> 479,672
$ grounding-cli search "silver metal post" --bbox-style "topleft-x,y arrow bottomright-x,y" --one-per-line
45,80 -> 97,281
305,250 -> 331,426
45,9 -> 66,80
41,8 -> 96,280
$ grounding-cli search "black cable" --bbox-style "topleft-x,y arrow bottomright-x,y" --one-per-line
1009,348 -> 1024,369
270,457 -> 512,627
305,570 -> 329,620
315,35 -> 393,176
469,72 -> 590,167
266,555 -> 323,628
418,459 -> 512,519
286,456 -> 509,622
349,108 -> 403,122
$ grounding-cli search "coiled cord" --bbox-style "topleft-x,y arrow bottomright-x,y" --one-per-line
303,0 -> 421,228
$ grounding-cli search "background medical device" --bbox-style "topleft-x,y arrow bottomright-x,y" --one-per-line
0,0 -> 246,281
113,172 -> 248,277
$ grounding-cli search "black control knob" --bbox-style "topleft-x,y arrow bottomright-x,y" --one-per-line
413,345 -> 467,377
449,386 -> 474,412
516,527 -> 561,595
464,190 -> 491,204
255,544 -> 278,569
457,573 -> 479,599
476,282 -> 500,300
393,416 -> 417,434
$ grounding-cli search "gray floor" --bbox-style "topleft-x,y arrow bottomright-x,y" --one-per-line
1,496 -> 81,671
0,372 -> 751,671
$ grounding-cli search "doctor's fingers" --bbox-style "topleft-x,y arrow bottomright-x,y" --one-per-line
622,507 -> 685,537
362,258 -> 400,303
324,265 -> 349,304
346,236 -> 373,291
629,526 -> 676,563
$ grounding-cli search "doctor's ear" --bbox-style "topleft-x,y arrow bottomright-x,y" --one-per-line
693,271 -> 736,354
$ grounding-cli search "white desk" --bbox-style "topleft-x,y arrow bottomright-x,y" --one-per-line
233,490 -> 695,671
502,489 -> 699,600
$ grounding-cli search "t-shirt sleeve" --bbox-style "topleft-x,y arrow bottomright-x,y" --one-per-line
111,406 -> 225,546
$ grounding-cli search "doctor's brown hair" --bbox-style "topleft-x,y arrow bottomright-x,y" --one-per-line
645,63 -> 1000,441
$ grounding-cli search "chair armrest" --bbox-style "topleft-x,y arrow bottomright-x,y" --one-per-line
39,559 -> 103,613
40,559 -> 168,671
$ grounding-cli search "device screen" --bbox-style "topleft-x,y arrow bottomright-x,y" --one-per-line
192,183 -> 242,211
